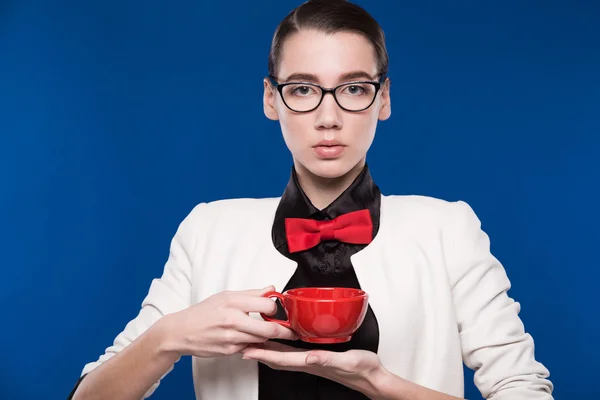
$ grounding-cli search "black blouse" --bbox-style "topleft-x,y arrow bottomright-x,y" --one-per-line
259,164 -> 381,400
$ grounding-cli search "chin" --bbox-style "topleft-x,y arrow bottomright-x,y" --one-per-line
301,158 -> 360,180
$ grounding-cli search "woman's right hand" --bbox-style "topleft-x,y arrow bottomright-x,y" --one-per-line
159,285 -> 298,358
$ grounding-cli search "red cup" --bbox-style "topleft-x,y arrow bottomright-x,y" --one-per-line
260,287 -> 369,344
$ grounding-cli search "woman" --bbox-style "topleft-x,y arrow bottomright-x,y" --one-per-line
69,1 -> 553,399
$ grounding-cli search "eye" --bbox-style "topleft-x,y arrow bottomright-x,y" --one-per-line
347,85 -> 365,95
339,84 -> 371,96
291,85 -> 318,96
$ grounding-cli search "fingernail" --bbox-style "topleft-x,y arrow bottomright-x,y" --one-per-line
306,355 -> 319,364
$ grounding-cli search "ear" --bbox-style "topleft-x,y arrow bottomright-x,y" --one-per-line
264,78 -> 279,121
378,78 -> 391,121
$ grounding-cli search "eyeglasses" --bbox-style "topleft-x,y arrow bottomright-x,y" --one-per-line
268,75 -> 387,113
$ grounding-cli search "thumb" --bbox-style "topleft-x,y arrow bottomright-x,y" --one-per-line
306,351 -> 335,367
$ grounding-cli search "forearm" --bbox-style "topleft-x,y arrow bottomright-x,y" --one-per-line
366,368 -> 463,400
72,317 -> 180,400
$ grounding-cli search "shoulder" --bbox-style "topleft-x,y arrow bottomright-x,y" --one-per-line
381,194 -> 481,230
199,197 -> 280,214
179,197 -> 281,230
382,193 -> 476,215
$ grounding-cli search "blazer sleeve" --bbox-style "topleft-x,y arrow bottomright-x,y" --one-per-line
443,201 -> 553,400
72,203 -> 205,399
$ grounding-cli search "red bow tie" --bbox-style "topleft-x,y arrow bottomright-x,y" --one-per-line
284,209 -> 373,253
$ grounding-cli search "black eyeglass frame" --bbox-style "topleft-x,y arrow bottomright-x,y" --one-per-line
267,74 -> 387,113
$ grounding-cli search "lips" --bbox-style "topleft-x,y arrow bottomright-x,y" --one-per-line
313,139 -> 343,147
312,142 -> 346,159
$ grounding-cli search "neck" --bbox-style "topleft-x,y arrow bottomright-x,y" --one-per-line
294,160 -> 366,210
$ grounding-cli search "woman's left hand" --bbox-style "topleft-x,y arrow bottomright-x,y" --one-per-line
240,341 -> 387,397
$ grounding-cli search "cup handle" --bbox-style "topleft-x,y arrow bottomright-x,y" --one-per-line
260,291 -> 291,329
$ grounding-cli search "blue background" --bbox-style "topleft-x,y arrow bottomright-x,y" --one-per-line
1,1 -> 598,399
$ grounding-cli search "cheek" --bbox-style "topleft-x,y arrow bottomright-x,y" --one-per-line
347,113 -> 378,145
279,113 -> 313,147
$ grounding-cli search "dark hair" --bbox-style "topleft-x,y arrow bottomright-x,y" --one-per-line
268,0 -> 388,79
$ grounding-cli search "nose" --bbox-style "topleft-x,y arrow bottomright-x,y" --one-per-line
314,92 -> 342,130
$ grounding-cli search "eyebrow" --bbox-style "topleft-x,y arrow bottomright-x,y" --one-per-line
282,70 -> 377,83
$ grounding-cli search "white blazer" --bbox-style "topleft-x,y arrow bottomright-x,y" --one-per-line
81,195 -> 553,399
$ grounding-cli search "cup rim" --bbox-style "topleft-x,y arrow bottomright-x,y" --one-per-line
283,287 -> 368,302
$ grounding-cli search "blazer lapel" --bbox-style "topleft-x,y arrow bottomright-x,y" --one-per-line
351,195 -> 398,368
244,218 -> 298,294
218,198 -> 298,294
212,199 -> 298,400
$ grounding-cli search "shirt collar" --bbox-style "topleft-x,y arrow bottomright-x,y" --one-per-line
272,164 -> 381,249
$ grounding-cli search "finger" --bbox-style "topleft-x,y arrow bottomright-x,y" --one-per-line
228,295 -> 278,315
243,343 -> 339,368
223,331 -> 268,345
305,350 -> 334,367
235,285 -> 276,296
252,341 -> 305,352
307,350 -> 368,373
234,314 -> 299,341
241,345 -> 310,368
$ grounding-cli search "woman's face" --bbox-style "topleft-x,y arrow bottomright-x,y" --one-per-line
264,29 -> 391,179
